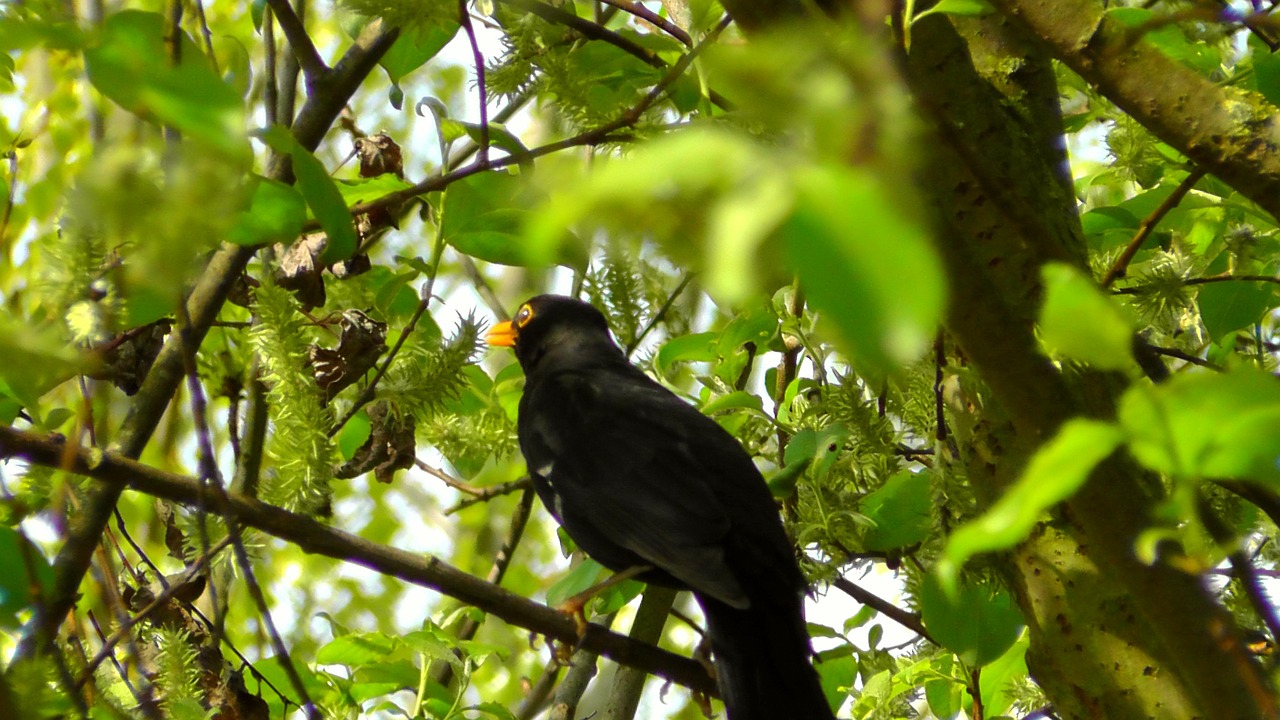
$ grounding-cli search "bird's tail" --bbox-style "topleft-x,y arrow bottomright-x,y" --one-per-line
701,595 -> 836,720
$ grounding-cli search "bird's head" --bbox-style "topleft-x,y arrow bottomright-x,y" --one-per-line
485,295 -> 619,372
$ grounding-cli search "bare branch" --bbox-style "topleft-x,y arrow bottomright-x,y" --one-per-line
0,426 -> 720,697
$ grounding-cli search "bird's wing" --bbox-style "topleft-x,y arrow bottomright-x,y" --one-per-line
520,367 -> 755,608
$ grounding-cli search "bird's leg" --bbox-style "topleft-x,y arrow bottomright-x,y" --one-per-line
556,564 -> 652,638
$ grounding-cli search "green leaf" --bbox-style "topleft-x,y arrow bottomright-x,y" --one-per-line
335,173 -> 414,206
0,317 -> 87,410
814,650 -> 856,712
403,628 -> 463,669
1253,51 -> 1280,106
0,527 -> 54,629
940,419 -> 1123,581
316,632 -> 397,667
227,175 -> 308,246
441,171 -> 579,267
919,577 -> 1024,666
380,20 -> 460,85
546,559 -> 608,607
1119,369 -> 1280,483
457,122 -> 530,157
351,660 -> 419,703
781,164 -> 944,377
1198,280 -> 1275,342
258,126 -> 359,264
861,470 -> 932,551
979,631 -> 1030,716
84,10 -> 247,160
336,411 -> 372,461
913,0 -> 995,22
1039,262 -> 1134,370
654,332 -> 718,378
593,578 -> 645,614
701,390 -> 763,416
926,675 -> 963,719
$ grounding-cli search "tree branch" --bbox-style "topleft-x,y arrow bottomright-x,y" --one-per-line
0,425 -> 719,697
991,0 -> 1280,221
264,0 -> 329,85
16,19 -> 399,663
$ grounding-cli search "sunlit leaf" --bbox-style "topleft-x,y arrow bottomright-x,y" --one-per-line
84,10 -> 247,160
920,577 -> 1024,666
258,126 -> 359,264
861,470 -> 932,552
780,164 -> 943,376
228,175 -> 308,246
940,419 -> 1124,581
1119,369 -> 1280,483
1198,280 -> 1276,342
1039,262 -> 1134,370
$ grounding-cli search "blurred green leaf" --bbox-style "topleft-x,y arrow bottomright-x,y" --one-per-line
913,0 -> 994,22
1253,51 -> 1280,106
441,171 -> 580,267
1039,262 -> 1134,370
336,411 -> 373,461
0,527 -> 53,629
0,317 -> 87,410
781,164 -> 943,377
980,632 -> 1030,716
1119,369 -> 1280,483
701,390 -> 763,416
940,419 -> 1123,581
84,10 -> 247,160
861,470 -> 932,552
920,577 -> 1024,666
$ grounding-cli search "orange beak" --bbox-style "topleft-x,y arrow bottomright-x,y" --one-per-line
485,320 -> 518,348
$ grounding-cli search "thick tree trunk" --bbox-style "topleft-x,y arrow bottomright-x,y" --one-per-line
719,0 -> 1274,716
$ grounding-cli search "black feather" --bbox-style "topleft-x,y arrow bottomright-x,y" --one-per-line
500,295 -> 835,720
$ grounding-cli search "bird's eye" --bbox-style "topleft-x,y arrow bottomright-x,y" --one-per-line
514,305 -> 534,328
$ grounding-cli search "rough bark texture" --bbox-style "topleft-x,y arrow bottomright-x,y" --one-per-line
717,0 -> 1276,717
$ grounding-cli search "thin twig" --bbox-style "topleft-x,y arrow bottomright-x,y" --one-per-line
597,0 -> 693,46
177,301 -> 318,717
75,538 -> 233,689
459,0 -> 490,164
446,477 -> 535,514
1142,344 -> 1223,371
1114,272 -> 1280,294
192,0 -> 218,73
1100,167 -> 1206,288
627,273 -> 694,356
833,576 -> 933,644
433,488 -> 537,688
416,458 -> 482,495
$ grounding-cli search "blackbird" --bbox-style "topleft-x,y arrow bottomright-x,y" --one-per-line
487,295 -> 834,720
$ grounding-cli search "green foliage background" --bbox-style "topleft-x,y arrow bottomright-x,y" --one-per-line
0,0 -> 1278,718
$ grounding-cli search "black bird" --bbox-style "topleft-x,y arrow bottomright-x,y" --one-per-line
486,295 -> 835,720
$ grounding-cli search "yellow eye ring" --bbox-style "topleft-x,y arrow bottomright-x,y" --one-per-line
514,304 -> 534,328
